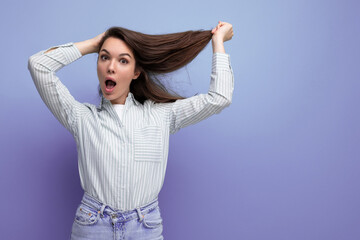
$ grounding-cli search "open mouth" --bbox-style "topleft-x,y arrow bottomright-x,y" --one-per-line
105,79 -> 116,91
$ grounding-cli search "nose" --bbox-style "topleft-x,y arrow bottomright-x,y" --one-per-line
107,60 -> 116,74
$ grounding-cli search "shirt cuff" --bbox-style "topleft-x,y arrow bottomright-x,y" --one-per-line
35,42 -> 82,72
212,52 -> 232,73
44,42 -> 82,64
209,52 -> 234,100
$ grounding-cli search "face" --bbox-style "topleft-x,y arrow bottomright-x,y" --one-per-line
97,37 -> 140,104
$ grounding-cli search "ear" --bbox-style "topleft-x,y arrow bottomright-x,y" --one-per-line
133,68 -> 141,80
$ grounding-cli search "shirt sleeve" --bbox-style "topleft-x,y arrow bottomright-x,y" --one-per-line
27,42 -> 88,136
169,52 -> 234,134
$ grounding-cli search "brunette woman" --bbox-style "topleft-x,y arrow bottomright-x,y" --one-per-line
28,21 -> 234,240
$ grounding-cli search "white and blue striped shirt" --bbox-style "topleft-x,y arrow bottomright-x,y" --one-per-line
28,42 -> 234,211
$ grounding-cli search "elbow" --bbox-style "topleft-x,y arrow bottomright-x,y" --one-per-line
28,54 -> 51,73
208,92 -> 232,113
28,55 -> 39,71
27,55 -> 51,86
220,96 -> 232,109
27,56 -> 34,71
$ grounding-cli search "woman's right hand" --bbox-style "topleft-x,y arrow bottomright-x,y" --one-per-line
75,31 -> 106,56
90,31 -> 106,51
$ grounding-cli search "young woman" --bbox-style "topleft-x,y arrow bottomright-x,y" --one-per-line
28,21 -> 234,240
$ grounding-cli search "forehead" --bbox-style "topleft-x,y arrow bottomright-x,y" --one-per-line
101,37 -> 134,56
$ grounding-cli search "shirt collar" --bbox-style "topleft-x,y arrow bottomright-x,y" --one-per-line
100,92 -> 139,109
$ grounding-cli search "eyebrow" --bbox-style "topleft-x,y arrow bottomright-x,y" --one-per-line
100,49 -> 132,59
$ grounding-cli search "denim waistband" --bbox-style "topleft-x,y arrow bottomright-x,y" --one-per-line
81,191 -> 159,223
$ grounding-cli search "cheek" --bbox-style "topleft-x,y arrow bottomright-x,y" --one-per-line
123,69 -> 136,79
97,65 -> 106,80
97,64 -> 104,74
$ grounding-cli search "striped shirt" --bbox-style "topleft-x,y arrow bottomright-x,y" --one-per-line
28,42 -> 234,211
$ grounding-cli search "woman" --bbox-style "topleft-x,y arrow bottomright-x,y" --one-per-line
28,21 -> 234,240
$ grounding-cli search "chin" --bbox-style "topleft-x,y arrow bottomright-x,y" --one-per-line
103,94 -> 115,100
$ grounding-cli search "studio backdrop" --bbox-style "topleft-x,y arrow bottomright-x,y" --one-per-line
0,0 -> 359,239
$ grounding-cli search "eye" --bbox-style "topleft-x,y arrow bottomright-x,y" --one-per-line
100,55 -> 108,60
120,58 -> 129,64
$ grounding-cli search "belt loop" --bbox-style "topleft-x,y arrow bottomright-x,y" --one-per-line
136,207 -> 144,223
100,204 -> 107,218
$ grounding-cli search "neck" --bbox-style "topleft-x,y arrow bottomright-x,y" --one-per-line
110,91 -> 130,105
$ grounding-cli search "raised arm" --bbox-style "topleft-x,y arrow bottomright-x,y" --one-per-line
168,21 -> 234,134
27,33 -> 105,136
44,32 -> 105,55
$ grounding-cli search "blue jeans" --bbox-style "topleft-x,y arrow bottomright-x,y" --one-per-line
70,192 -> 164,240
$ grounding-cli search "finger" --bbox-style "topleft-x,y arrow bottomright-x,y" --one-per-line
217,22 -> 225,29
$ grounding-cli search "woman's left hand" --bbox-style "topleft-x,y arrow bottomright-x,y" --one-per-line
211,21 -> 234,43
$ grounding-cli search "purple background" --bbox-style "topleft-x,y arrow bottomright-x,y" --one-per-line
1,0 -> 359,239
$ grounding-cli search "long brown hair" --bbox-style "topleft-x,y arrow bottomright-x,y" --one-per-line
97,26 -> 213,104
